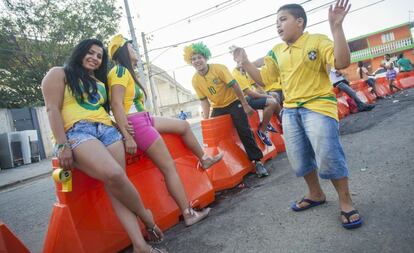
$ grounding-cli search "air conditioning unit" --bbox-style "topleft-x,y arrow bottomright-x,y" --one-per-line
0,132 -> 24,168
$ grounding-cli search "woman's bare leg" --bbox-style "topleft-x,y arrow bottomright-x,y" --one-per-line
72,140 -> 152,226
145,138 -> 189,211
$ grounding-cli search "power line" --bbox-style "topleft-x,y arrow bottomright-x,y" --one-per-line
147,0 -> 238,35
150,0 -> 385,78
187,0 -> 247,24
147,0 -> 314,53
211,0 -> 336,48
213,0 -> 386,57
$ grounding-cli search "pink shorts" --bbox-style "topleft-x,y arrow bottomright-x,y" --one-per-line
127,112 -> 160,151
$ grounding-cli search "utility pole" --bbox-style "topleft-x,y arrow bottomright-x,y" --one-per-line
141,32 -> 159,115
173,71 -> 181,106
123,0 -> 153,111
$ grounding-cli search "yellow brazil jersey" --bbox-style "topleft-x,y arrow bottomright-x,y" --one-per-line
61,79 -> 112,131
261,56 -> 282,92
260,32 -> 338,120
192,64 -> 238,108
108,65 -> 145,114
232,67 -> 255,94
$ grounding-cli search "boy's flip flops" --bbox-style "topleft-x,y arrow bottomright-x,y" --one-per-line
291,197 -> 326,212
341,210 -> 363,229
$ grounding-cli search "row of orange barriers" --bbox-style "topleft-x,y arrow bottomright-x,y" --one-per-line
335,70 -> 414,119
1,112 -> 284,253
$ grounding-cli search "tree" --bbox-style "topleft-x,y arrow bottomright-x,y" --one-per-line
0,0 -> 122,108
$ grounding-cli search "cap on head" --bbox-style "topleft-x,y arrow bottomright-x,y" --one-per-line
183,42 -> 211,64
108,34 -> 132,60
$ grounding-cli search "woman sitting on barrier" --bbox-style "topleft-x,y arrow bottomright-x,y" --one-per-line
41,39 -> 166,253
107,35 -> 222,227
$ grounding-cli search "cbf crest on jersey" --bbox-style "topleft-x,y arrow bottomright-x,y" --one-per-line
212,78 -> 219,84
307,49 -> 318,61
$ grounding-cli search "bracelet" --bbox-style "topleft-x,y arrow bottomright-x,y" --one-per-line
57,141 -> 71,151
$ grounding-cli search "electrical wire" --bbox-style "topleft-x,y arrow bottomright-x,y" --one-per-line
150,0 -> 386,77
147,0 -> 315,53
147,0 -> 238,34
211,0 -> 336,48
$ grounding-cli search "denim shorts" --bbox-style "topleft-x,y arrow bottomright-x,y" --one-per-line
246,97 -> 267,110
65,120 -> 122,150
281,108 -> 349,179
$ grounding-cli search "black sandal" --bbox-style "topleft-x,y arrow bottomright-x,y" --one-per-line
341,209 -> 363,229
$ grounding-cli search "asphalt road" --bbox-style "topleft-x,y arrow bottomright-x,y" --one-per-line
1,89 -> 414,253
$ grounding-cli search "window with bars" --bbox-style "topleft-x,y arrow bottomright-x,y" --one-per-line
381,32 -> 395,43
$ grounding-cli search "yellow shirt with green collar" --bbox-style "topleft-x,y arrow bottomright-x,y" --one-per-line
261,56 -> 282,92
232,67 -> 256,95
260,32 -> 338,120
192,64 -> 238,108
61,79 -> 112,131
107,65 -> 146,114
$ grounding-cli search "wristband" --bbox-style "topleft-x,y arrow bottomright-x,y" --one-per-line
57,141 -> 71,151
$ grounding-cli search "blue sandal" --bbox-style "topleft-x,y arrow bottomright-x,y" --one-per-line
291,197 -> 326,212
341,210 -> 363,229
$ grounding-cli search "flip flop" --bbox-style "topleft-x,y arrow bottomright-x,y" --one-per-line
341,210 -> 363,229
291,197 -> 326,212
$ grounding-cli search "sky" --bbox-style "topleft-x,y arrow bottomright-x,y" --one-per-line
116,0 -> 414,92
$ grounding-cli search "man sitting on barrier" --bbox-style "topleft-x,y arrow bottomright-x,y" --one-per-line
232,63 -> 281,146
108,35 -> 219,228
41,39 -> 166,253
357,61 -> 380,98
329,68 -> 375,112
184,42 -> 269,178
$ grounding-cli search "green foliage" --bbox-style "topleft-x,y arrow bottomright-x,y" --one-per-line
0,0 -> 122,108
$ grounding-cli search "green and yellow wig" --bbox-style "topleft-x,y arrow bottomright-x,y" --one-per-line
183,42 -> 212,64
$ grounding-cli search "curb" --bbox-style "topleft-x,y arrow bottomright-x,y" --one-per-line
0,171 -> 51,191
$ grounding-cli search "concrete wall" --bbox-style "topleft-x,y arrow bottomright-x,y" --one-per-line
35,107 -> 53,157
0,109 -> 14,134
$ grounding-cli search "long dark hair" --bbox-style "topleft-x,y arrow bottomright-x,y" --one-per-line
358,61 -> 364,79
63,39 -> 110,112
112,42 -> 147,98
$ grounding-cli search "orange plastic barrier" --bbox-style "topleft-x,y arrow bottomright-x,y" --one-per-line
201,115 -> 253,191
361,88 -> 377,104
0,222 -> 30,253
43,134 -> 215,253
333,86 -> 341,96
247,111 -> 278,163
337,96 -> 350,120
375,82 -> 391,97
350,80 -> 359,90
398,76 -> 414,89
355,90 -> 369,104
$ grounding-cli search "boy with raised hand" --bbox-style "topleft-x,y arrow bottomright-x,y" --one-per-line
184,42 -> 269,178
232,0 -> 363,229
232,64 -> 280,146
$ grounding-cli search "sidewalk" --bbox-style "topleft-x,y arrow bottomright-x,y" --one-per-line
0,158 -> 52,190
